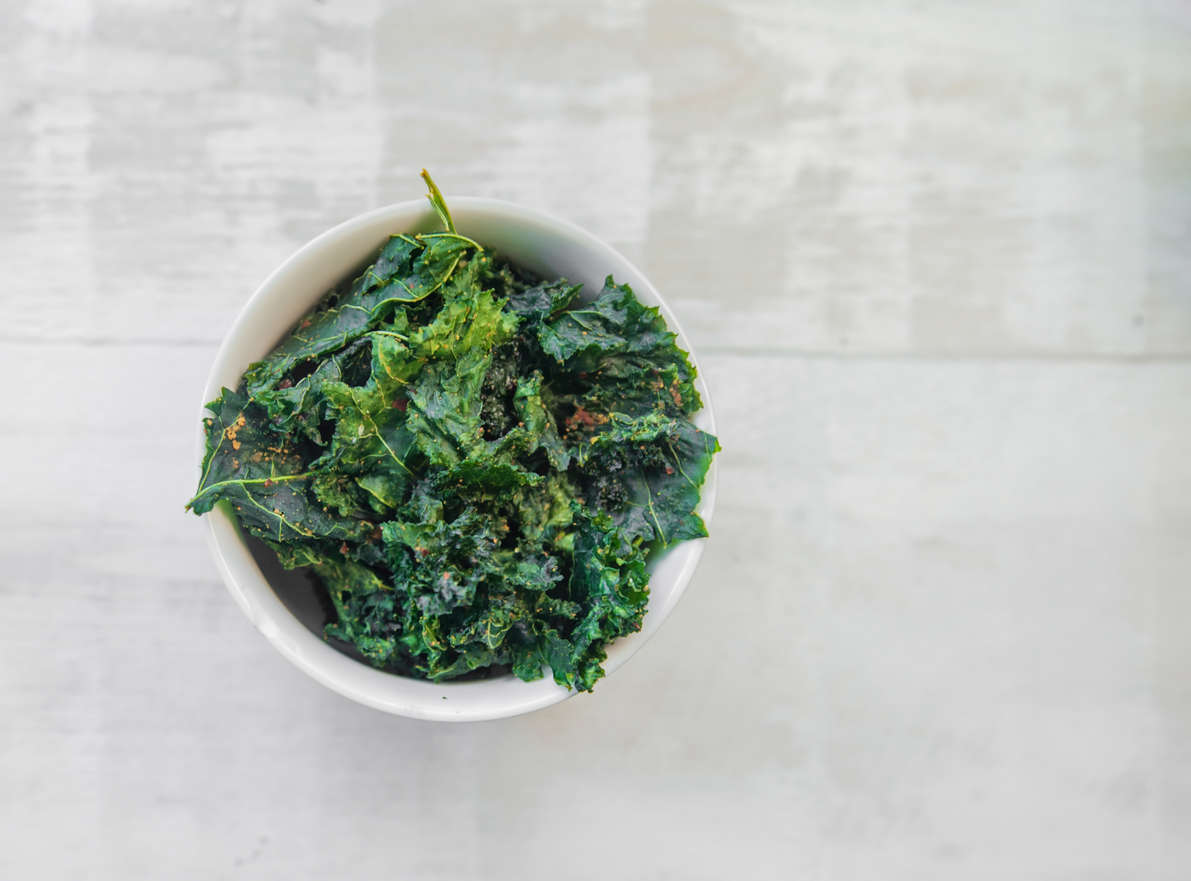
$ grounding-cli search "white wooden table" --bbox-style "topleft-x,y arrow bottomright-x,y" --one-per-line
3,1 -> 1189,877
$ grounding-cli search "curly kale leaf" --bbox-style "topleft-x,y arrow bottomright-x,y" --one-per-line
187,388 -> 372,546
243,231 -> 478,396
506,279 -> 582,323
540,277 -> 702,421
575,413 -> 719,548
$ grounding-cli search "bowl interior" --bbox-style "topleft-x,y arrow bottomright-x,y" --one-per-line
201,198 -> 717,721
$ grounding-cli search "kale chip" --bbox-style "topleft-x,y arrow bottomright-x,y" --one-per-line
188,172 -> 718,692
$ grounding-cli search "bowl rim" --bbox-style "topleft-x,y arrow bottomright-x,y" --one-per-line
198,196 -> 718,721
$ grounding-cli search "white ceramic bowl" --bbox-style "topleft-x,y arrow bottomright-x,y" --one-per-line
198,197 -> 718,721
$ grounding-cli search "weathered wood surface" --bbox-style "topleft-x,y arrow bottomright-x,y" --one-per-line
2,1 -> 1189,878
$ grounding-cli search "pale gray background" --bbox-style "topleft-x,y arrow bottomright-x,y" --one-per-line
2,0 -> 1190,878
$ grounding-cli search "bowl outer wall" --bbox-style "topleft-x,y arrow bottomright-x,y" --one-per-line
198,197 -> 718,721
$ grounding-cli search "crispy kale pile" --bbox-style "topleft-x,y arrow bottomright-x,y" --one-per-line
188,174 -> 718,691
